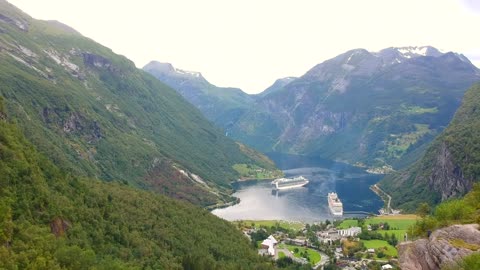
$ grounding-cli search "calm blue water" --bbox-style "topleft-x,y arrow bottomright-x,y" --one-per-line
212,153 -> 383,222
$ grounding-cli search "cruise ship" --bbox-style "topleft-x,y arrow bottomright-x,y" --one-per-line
271,176 -> 309,190
328,192 -> 343,216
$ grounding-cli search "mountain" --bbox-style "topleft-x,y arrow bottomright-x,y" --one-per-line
143,61 -> 254,129
380,83 -> 480,211
0,96 -> 275,269
258,77 -> 297,97
228,46 -> 480,170
0,0 -> 279,207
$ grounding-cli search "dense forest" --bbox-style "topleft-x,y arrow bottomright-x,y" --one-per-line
0,96 -> 276,269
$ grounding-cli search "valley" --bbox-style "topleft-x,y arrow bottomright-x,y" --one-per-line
1,0 -> 480,269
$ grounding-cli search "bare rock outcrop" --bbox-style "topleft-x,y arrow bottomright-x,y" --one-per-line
50,217 -> 71,238
429,142 -> 472,200
399,224 -> 480,270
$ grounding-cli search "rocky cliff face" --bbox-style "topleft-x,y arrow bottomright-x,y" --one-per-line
399,224 -> 480,270
381,83 -> 480,210
428,142 -> 471,201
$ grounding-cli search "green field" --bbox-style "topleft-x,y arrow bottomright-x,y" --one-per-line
386,124 -> 432,158
362,240 -> 398,257
235,220 -> 305,231
278,244 -> 321,264
382,229 -> 408,242
364,215 -> 418,230
278,251 -> 286,258
233,164 -> 284,180
338,219 -> 359,229
401,104 -> 439,115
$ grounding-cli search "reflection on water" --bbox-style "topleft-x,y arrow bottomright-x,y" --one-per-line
212,153 -> 383,222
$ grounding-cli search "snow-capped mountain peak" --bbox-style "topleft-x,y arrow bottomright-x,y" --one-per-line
394,46 -> 443,58
174,67 -> 201,78
398,46 -> 427,58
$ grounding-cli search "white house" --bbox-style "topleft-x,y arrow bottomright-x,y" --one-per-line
261,235 -> 278,256
381,264 -> 393,270
338,227 -> 362,237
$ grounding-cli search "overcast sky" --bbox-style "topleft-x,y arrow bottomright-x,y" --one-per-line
9,0 -> 480,93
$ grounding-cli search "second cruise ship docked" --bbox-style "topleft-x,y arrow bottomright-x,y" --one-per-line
328,192 -> 344,216
271,176 -> 309,190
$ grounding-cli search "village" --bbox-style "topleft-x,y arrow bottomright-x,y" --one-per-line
235,215 -> 418,270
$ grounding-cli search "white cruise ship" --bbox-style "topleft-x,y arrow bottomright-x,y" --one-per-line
271,176 -> 309,190
328,192 -> 343,216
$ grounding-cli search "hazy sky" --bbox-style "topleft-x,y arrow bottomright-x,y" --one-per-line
9,0 -> 480,93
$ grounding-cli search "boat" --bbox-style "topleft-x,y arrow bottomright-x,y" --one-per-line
328,192 -> 343,216
271,176 -> 309,190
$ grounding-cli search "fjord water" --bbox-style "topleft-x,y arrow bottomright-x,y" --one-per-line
212,153 -> 383,222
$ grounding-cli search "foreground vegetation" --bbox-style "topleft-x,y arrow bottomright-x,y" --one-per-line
0,101 -> 280,269
404,185 -> 480,269
411,184 -> 480,238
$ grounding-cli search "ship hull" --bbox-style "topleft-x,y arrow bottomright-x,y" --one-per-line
274,180 -> 309,190
271,176 -> 309,190
328,192 -> 343,217
329,208 -> 343,216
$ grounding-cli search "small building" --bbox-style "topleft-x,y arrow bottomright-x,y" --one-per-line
338,226 -> 362,237
260,235 -> 277,256
367,248 -> 375,253
286,237 -> 307,246
382,264 -> 393,270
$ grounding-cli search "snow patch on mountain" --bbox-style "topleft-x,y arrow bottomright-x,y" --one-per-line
174,67 -> 201,77
398,46 -> 429,57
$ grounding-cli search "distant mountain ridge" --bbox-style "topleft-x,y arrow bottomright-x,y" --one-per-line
143,61 -> 254,129
258,77 -> 297,97
225,46 -> 480,170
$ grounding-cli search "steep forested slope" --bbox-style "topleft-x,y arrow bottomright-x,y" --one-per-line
380,83 -> 480,211
0,0 -> 277,206
0,96 -> 275,269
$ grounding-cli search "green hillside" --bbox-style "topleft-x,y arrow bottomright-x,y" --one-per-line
380,83 -> 480,211
0,0 -> 278,206
0,97 -> 276,269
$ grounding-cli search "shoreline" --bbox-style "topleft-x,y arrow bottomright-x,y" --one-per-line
206,197 -> 240,211
235,177 -> 276,183
208,178 -> 275,212
370,184 -> 399,215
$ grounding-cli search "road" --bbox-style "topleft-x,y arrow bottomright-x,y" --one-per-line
372,184 -> 392,213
